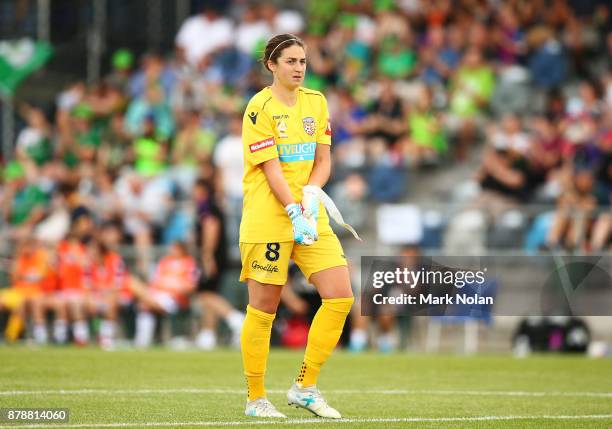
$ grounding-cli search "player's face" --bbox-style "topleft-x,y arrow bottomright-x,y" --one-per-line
270,44 -> 306,90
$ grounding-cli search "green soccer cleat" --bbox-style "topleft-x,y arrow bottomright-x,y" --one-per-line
287,383 -> 342,419
244,398 -> 286,418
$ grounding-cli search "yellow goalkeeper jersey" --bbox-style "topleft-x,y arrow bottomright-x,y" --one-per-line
240,86 -> 333,243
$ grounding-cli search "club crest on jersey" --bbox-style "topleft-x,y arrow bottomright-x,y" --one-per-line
302,117 -> 316,136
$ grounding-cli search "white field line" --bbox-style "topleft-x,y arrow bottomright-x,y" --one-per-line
1,387 -> 612,398
1,414 -> 612,429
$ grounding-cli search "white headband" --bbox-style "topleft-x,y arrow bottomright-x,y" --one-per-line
268,38 -> 299,63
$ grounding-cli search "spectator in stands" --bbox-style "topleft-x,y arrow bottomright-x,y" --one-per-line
547,166 -> 599,252
86,80 -> 125,121
192,179 -> 244,350
376,34 -> 417,80
0,237 -> 58,343
107,49 -> 134,93
175,5 -> 233,71
56,81 -> 86,151
492,5 -> 526,66
170,72 -> 208,122
447,47 -> 495,159
55,214 -> 95,345
124,85 -> 174,141
132,241 -> 197,348
259,3 -> 304,36
131,115 -> 168,178
566,81 -> 604,118
367,138 -> 407,203
235,4 -> 271,60
85,239 -> 128,349
127,53 -> 175,99
526,27 -> 566,90
303,32 -> 338,89
98,112 -> 131,171
590,150 -> 611,252
362,79 -> 405,149
80,168 -> 121,225
527,115 -> 567,203
1,161 -> 49,242
31,189 -> 69,246
115,170 -> 171,274
473,115 -> 540,216
418,26 -> 461,86
212,113 -> 244,250
329,87 -> 367,147
15,105 -> 53,167
171,109 -> 216,196
98,220 -> 135,312
400,85 -> 448,166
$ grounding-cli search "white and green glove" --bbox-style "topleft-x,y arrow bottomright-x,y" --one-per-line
301,185 -> 321,234
301,185 -> 363,242
285,203 -> 317,245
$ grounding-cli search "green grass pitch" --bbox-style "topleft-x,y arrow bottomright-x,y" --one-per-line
1,347 -> 611,428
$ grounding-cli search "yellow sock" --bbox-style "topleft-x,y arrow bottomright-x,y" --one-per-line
5,312 -> 24,342
297,297 -> 354,387
241,304 -> 276,401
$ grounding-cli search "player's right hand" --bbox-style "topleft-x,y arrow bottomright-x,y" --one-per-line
285,203 -> 318,245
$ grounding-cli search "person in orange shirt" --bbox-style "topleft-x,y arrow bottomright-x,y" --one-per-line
0,237 -> 59,343
84,240 -> 128,349
99,220 -> 134,307
132,241 -> 198,347
55,227 -> 91,345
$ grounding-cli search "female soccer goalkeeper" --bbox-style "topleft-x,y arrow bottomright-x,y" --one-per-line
239,34 -> 355,419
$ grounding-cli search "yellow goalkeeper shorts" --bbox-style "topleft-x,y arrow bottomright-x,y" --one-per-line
239,233 -> 347,285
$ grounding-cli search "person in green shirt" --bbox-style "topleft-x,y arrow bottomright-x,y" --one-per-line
132,116 -> 168,177
172,110 -> 216,166
403,87 -> 448,165
2,162 -> 49,241
15,106 -> 53,167
377,35 -> 417,80
447,47 -> 495,159
98,112 -> 132,171
70,103 -> 101,164
449,48 -> 495,118
170,110 -> 217,195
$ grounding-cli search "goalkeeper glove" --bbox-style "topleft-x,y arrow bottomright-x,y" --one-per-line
301,186 -> 363,242
301,185 -> 321,233
285,203 -> 317,245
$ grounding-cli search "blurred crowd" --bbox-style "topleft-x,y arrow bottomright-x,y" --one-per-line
0,0 -> 610,348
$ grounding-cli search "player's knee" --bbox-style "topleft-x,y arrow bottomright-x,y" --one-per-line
321,297 -> 354,314
247,299 -> 279,315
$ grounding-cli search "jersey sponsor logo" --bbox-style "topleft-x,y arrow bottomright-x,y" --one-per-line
249,137 -> 275,153
302,117 -> 316,136
248,111 -> 258,124
325,119 -> 332,136
277,142 -> 316,162
251,260 -> 279,273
